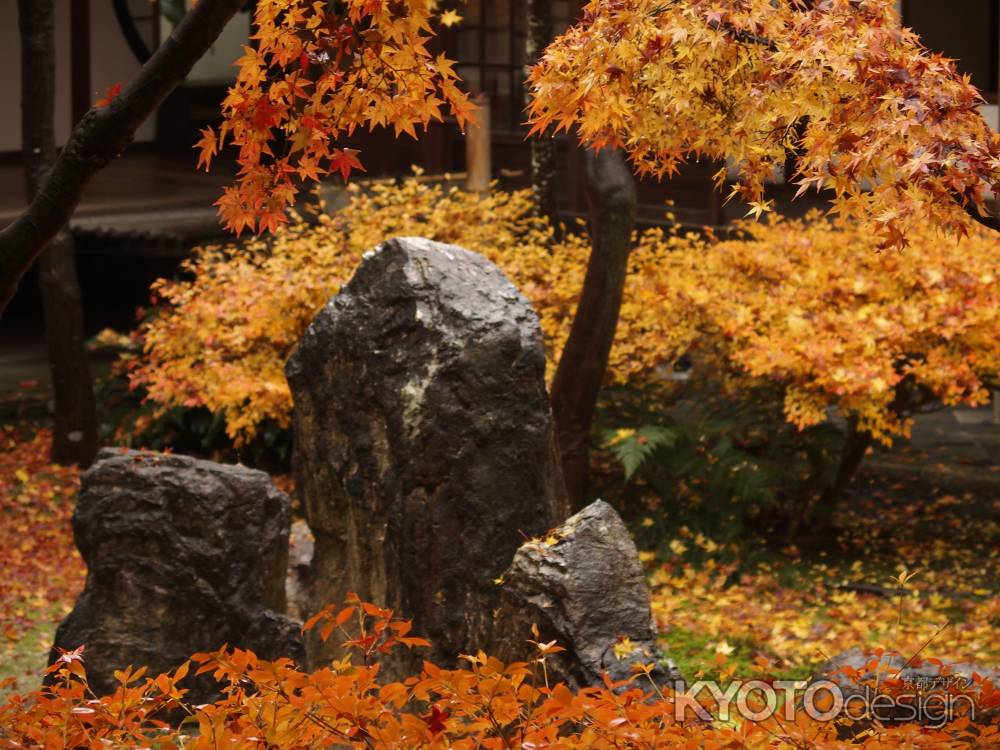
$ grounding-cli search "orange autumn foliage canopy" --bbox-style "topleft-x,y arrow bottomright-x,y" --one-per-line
527,0 -> 1000,245
203,0 -> 1000,245
199,0 -> 474,234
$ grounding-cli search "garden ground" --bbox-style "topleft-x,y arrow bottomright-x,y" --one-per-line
2,406 -> 997,699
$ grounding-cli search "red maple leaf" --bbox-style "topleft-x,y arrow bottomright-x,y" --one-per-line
94,83 -> 122,109
422,705 -> 449,735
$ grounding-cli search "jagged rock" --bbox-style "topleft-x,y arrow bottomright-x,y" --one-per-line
495,500 -> 682,690
286,236 -> 569,673
818,648 -> 998,733
49,449 -> 304,701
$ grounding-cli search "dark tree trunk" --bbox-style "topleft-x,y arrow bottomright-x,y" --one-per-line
550,148 -> 637,509
525,0 -> 558,224
821,420 -> 873,508
817,379 -> 928,514
788,417 -> 873,540
38,233 -> 98,465
19,0 -> 99,466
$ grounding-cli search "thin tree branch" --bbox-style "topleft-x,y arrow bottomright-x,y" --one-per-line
0,0 -> 247,313
961,200 -> 1000,232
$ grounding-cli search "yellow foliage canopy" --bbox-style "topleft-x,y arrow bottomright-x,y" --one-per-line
527,0 -> 1000,246
132,180 -> 591,441
131,180 -> 1000,446
645,215 -> 1000,441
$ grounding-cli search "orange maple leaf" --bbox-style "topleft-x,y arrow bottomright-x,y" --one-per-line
94,83 -> 122,109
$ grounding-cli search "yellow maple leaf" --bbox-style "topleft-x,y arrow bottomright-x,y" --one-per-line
438,9 -> 462,27
612,637 -> 637,661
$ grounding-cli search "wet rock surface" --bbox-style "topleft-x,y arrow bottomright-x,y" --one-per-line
286,237 -> 569,673
496,500 -> 683,690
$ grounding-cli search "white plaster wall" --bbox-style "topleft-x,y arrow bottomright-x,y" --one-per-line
0,2 -> 73,153
183,8 -> 250,83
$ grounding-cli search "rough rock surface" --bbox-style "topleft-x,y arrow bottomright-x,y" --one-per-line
50,449 -> 304,700
495,500 -> 682,690
820,648 -> 998,691
286,237 -> 569,672
819,648 -> 998,732
285,519 -> 315,621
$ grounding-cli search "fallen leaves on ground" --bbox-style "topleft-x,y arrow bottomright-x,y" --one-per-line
649,482 -> 1000,679
0,425 -> 83,693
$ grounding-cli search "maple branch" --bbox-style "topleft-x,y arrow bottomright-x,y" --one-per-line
961,200 -> 1000,233
0,0 -> 248,314
705,19 -> 778,51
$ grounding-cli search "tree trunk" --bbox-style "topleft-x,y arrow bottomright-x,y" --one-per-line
822,421 -> 873,508
550,148 -> 637,509
19,0 -> 99,466
38,233 -> 98,465
525,0 -> 558,224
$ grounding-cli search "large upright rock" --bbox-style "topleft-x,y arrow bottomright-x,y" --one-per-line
286,237 -> 569,671
495,500 -> 682,690
50,449 -> 304,700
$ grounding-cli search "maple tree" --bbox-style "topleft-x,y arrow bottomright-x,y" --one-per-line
602,212 -> 999,520
0,0 -> 252,313
551,149 -> 638,506
17,0 -> 99,467
0,0 -> 472,312
4,0 -> 1000,316
643,214 -> 1000,444
181,0 -> 1000,244
127,178 -> 1000,511
198,0 -> 474,235
527,0 -> 1000,246
523,0 -> 1000,504
127,179 -> 581,442
8,0 -> 1000,487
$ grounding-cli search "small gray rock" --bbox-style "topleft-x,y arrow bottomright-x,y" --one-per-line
821,648 -> 998,691
818,648 -> 998,733
495,500 -> 682,690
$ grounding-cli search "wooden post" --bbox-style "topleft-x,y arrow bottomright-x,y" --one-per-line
465,93 -> 491,194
